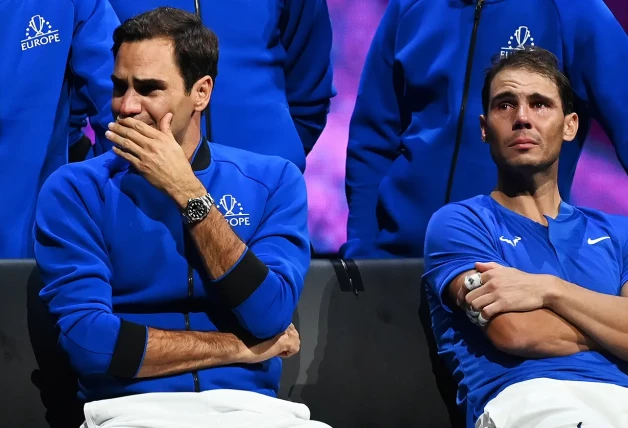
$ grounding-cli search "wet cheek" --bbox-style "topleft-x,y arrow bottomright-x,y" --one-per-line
110,102 -> 122,118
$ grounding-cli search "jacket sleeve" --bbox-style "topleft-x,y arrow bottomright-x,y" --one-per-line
558,0 -> 628,172
280,0 -> 335,154
211,162 -> 310,339
34,167 -> 147,379
70,0 -> 119,156
342,0 -> 404,257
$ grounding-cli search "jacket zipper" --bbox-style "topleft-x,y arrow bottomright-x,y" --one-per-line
187,263 -> 201,392
193,0 -> 213,141
444,0 -> 485,204
184,225 -> 201,392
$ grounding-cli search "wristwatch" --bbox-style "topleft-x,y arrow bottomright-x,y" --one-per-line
181,193 -> 214,225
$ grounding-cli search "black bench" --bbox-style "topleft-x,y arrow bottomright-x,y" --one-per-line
0,258 -> 455,427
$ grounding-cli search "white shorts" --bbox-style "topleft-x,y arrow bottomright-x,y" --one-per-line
476,378 -> 628,428
80,389 -> 332,428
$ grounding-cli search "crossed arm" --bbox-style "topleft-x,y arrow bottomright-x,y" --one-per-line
136,325 -> 299,378
449,262 -> 628,361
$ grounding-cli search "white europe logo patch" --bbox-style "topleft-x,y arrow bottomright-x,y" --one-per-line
21,15 -> 61,51
219,195 -> 250,227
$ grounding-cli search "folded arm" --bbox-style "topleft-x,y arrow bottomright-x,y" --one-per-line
448,270 -> 598,358
136,325 -> 299,378
423,203 -> 598,359
462,217 -> 628,362
544,279 -> 628,362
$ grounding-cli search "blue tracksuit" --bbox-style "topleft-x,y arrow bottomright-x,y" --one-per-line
423,195 -> 628,427
34,139 -> 310,402
0,0 -> 118,258
108,0 -> 335,173
342,0 -> 628,258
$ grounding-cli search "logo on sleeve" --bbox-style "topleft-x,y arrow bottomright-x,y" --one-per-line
21,15 -> 61,51
218,194 -> 250,227
501,26 -> 535,58
499,236 -> 522,247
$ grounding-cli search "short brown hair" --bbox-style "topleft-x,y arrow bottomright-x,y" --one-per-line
113,7 -> 219,94
482,48 -> 574,115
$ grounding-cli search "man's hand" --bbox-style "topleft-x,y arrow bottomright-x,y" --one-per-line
466,262 -> 557,323
106,114 -> 205,206
237,324 -> 300,364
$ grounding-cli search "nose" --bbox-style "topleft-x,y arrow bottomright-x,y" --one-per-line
117,91 -> 142,118
512,104 -> 532,130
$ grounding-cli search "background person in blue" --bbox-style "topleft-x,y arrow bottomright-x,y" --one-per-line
0,0 -> 118,258
423,48 -> 628,428
34,8 -> 329,427
342,0 -> 628,259
107,0 -> 335,173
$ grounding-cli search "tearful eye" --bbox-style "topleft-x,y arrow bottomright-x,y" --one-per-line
137,87 -> 156,96
113,85 -> 127,97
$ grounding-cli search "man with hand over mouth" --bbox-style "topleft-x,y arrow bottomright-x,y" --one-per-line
34,7 -> 327,428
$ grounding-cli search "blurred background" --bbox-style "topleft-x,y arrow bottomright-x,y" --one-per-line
305,0 -> 628,254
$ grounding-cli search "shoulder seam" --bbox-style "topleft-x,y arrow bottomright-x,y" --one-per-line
210,158 -> 282,195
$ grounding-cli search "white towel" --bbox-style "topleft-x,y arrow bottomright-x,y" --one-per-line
81,389 -> 332,428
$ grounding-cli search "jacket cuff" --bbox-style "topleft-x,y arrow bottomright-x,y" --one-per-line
107,320 -> 147,378
215,248 -> 269,309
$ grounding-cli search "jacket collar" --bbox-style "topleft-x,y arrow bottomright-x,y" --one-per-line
191,137 -> 211,171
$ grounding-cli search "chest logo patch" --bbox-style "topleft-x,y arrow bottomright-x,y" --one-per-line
499,236 -> 522,247
218,194 -> 250,227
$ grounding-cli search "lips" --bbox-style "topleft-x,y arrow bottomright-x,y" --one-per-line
508,136 -> 539,149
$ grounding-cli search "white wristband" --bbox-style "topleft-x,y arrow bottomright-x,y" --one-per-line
464,272 -> 483,291
478,313 -> 489,326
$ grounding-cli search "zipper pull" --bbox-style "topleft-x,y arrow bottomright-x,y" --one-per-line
475,0 -> 485,22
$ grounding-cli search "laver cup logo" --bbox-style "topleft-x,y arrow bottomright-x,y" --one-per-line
501,25 -> 535,58
219,195 -> 251,227
21,15 -> 61,51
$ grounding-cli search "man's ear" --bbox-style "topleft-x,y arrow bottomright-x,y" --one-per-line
192,76 -> 213,112
480,114 -> 488,143
563,112 -> 579,142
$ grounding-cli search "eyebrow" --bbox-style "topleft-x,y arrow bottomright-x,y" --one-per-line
491,91 -> 556,107
110,75 -> 168,90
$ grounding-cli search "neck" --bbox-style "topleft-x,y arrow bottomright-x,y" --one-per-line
492,164 -> 561,225
177,113 -> 203,162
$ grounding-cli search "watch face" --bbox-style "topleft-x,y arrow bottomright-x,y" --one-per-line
187,199 -> 208,222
